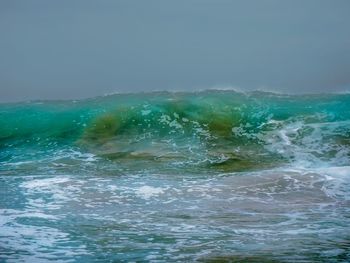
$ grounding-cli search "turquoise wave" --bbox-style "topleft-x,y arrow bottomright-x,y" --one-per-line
1,91 -> 350,173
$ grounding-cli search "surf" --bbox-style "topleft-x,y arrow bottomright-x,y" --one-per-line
1,90 -> 350,175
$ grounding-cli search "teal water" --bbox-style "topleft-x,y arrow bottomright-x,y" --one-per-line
1,91 -> 350,262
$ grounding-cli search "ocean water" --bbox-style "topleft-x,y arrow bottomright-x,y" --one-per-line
0,90 -> 350,262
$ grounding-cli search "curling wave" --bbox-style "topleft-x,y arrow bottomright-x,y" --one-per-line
1,90 -> 350,174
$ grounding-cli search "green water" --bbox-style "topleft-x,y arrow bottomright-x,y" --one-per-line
2,91 -> 350,173
1,91 -> 350,262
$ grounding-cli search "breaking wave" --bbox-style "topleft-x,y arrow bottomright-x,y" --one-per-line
1,90 -> 350,174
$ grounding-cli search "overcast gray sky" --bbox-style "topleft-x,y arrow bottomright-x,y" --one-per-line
1,0 -> 350,102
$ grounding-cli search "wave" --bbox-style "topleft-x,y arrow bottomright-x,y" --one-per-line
1,90 -> 350,173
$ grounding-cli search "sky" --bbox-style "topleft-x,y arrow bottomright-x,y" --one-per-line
1,0 -> 350,102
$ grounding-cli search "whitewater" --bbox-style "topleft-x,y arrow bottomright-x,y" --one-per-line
1,90 -> 349,262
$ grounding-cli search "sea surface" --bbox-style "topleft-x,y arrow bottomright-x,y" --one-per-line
1,90 -> 350,262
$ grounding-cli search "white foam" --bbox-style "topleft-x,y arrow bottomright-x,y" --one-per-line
135,186 -> 165,199
317,166 -> 350,177
141,109 -> 151,116
21,177 -> 70,189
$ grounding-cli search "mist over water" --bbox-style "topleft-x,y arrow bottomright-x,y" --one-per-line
1,1 -> 350,261
1,0 -> 350,102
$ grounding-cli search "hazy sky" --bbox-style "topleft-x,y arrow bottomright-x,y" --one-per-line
1,0 -> 350,102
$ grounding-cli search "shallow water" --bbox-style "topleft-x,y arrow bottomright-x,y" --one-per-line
1,91 -> 350,262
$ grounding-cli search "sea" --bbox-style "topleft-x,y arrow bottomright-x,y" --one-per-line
1,90 -> 350,262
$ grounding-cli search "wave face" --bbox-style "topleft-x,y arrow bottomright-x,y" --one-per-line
1,90 -> 350,174
1,91 -> 350,262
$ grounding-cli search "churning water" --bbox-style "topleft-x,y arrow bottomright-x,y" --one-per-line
1,91 -> 350,262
